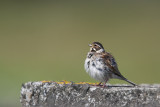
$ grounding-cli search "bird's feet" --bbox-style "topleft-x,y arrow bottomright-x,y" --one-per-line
92,82 -> 107,88
101,83 -> 107,88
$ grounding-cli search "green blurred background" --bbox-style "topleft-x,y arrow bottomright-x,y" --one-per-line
0,1 -> 160,107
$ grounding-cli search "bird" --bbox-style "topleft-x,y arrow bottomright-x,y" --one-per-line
84,42 -> 136,87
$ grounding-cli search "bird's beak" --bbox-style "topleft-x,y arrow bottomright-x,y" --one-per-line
88,44 -> 92,47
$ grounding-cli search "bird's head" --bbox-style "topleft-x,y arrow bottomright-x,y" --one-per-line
89,42 -> 105,53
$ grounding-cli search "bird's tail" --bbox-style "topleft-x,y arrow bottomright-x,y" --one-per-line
119,75 -> 137,86
115,70 -> 137,86
124,78 -> 137,86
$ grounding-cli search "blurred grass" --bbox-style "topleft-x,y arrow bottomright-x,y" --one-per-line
0,1 -> 160,107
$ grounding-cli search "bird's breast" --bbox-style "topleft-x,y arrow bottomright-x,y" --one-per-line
84,57 -> 110,81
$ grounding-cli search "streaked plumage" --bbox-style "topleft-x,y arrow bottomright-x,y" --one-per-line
84,42 -> 136,87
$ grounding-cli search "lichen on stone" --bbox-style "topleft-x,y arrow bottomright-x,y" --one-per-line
20,82 -> 160,107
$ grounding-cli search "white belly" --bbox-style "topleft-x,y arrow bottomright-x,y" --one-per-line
84,58 -> 107,82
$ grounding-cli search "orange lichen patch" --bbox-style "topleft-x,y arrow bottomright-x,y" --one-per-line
42,80 -> 51,83
75,82 -> 99,85
41,80 -> 99,85
56,80 -> 72,84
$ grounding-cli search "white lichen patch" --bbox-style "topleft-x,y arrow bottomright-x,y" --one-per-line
89,87 -> 97,91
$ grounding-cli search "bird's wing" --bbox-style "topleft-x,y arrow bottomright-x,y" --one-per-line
102,52 -> 125,78
101,52 -> 136,86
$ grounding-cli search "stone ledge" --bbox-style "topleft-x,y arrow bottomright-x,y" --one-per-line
20,81 -> 160,107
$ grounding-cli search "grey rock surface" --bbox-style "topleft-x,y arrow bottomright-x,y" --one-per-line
20,81 -> 160,107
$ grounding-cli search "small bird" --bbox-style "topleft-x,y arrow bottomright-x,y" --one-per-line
84,42 -> 136,87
